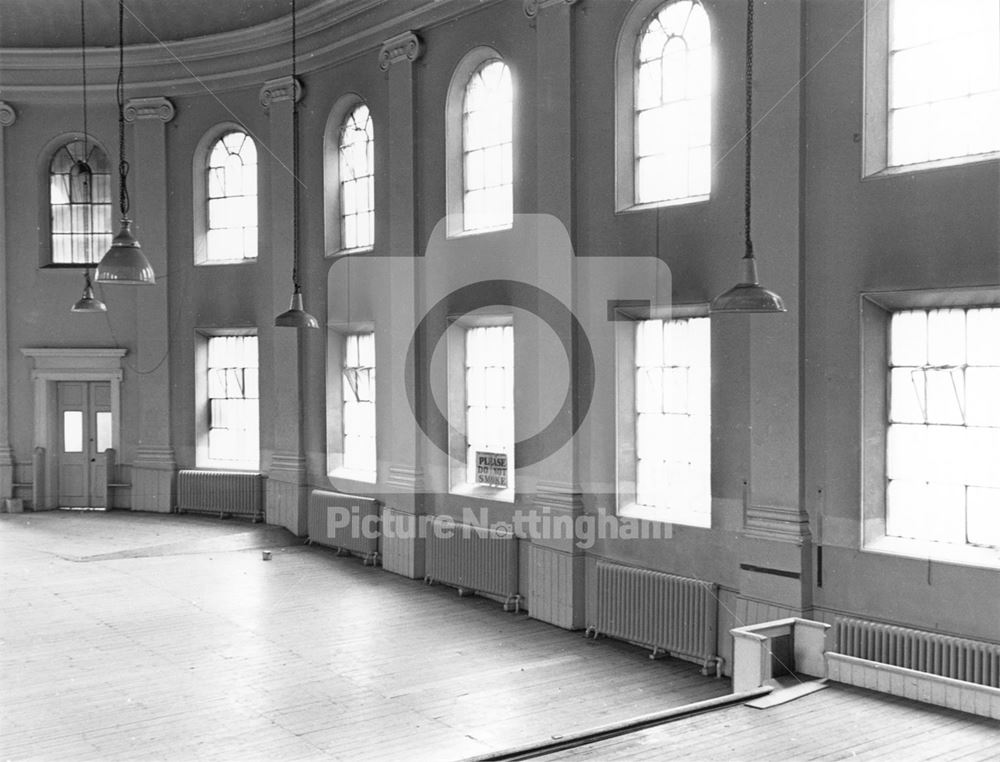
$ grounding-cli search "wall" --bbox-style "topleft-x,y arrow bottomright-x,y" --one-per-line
801,0 -> 1000,642
1,0 -> 997,666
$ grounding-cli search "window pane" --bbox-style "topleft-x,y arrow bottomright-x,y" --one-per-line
206,335 -> 258,465
463,61 -> 513,232
63,411 -> 83,453
887,305 -> 1000,549
205,131 -> 257,261
340,104 -> 375,251
633,1 -> 712,204
95,412 -> 112,453
889,0 -> 1000,166
342,332 -> 376,476
633,316 -> 710,519
466,324 -> 514,485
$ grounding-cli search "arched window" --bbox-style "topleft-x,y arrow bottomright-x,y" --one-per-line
617,0 -> 712,209
49,139 -> 112,264
339,104 -> 374,251
462,59 -> 513,232
204,130 -> 257,262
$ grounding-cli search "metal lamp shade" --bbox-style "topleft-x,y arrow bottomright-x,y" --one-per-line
71,280 -> 106,313
711,256 -> 786,314
95,218 -> 155,285
275,290 -> 319,329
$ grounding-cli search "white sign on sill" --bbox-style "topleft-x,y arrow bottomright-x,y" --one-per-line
476,451 -> 508,488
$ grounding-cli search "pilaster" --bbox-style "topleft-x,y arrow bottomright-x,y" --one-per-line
738,0 -> 811,618
261,76 -> 309,536
125,97 -> 176,512
378,32 -> 426,575
0,103 -> 16,500
523,0 -> 586,630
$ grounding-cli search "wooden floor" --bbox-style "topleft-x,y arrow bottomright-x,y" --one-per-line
547,682 -> 1000,761
1,511 -> 728,761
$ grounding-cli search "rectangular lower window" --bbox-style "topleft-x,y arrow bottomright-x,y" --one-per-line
886,307 -> 1000,548
626,315 -> 711,526
465,325 -> 514,488
342,333 -> 376,478
206,335 -> 259,467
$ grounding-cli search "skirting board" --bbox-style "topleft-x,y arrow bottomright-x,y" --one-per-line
826,652 -> 1000,720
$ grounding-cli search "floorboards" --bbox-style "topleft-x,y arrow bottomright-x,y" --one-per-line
1,511 -> 727,761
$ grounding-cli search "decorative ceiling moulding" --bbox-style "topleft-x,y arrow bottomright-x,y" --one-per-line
259,76 -> 303,109
123,96 -> 175,123
378,31 -> 423,70
523,0 -> 579,18
0,102 -> 16,127
0,0 -> 490,102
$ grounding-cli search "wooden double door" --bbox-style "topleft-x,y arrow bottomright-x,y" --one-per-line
56,381 -> 112,508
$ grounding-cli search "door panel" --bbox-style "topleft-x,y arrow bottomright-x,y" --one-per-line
56,381 -> 112,508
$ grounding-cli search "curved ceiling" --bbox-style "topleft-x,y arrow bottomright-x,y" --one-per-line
0,0 -> 328,49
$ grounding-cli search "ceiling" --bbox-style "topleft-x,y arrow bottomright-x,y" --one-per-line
0,0 -> 328,49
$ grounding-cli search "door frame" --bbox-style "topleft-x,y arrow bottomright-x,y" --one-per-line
21,348 -> 126,509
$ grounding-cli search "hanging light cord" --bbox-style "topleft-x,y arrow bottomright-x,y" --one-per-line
116,0 -> 130,217
80,0 -> 89,162
290,0 -> 302,294
743,0 -> 754,260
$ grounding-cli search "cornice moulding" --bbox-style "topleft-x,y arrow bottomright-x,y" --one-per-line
0,0 -> 501,102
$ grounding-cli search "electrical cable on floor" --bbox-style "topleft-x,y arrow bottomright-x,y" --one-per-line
467,686 -> 773,761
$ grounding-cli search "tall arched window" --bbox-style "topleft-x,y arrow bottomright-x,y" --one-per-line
462,59 -> 513,232
205,130 -> 257,262
339,104 -> 374,251
49,139 -> 112,264
617,0 -> 712,209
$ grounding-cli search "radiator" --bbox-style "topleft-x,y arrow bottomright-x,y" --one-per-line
307,489 -> 380,565
587,561 -> 720,674
835,617 -> 1000,689
424,516 -> 520,611
176,470 -> 263,522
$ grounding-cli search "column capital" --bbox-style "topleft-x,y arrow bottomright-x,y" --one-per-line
0,102 -> 16,128
259,76 -> 302,108
378,31 -> 423,71
523,0 -> 579,18
124,97 -> 175,123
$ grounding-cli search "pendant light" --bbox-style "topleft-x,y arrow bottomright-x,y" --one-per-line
69,0 -> 106,314
72,269 -> 108,313
275,0 -> 319,329
95,0 -> 155,285
710,0 -> 785,314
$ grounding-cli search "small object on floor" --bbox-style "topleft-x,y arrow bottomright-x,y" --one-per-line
262,550 -> 272,561
745,679 -> 827,709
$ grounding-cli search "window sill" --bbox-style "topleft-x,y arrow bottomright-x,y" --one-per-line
194,258 -> 257,267
864,535 -> 1000,570
197,462 -> 260,472
615,194 -> 710,215
863,150 -> 1000,180
445,223 -> 513,241
619,501 -> 710,529
450,482 -> 515,504
326,246 -> 373,259
329,467 -> 377,486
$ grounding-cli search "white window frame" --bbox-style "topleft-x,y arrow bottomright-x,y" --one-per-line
862,0 -> 1000,177
615,0 -> 713,212
37,132 -> 114,267
861,288 -> 1000,569
195,328 -> 260,471
193,124 -> 259,266
445,46 -> 514,238
616,304 -> 711,528
324,94 -> 375,256
326,323 -> 377,485
447,315 -> 515,502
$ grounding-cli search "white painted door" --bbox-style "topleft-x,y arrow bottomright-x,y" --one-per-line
56,381 -> 112,508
